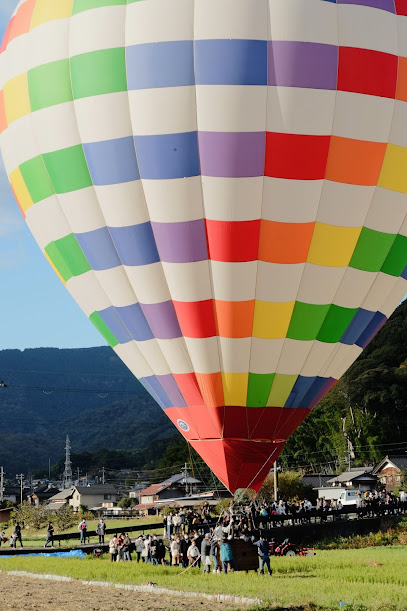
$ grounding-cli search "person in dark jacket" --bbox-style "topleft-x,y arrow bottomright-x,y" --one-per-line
149,535 -> 158,565
44,521 -> 55,548
254,535 -> 272,575
13,523 -> 23,548
180,534 -> 191,568
201,533 -> 212,573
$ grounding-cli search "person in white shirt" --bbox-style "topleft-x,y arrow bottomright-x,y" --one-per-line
187,540 -> 200,566
170,535 -> 181,566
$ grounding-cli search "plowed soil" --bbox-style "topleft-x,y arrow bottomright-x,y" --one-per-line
0,574 -> 245,611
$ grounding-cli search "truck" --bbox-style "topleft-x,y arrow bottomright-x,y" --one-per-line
317,487 -> 360,507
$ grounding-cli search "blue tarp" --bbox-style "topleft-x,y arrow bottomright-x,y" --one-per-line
0,550 -> 86,559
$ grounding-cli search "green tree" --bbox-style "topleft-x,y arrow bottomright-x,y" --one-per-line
118,497 -> 132,509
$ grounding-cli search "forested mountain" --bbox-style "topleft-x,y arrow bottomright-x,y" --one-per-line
0,347 -> 175,474
1,300 -> 407,476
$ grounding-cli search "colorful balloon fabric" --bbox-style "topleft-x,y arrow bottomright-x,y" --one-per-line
2,0 -> 407,493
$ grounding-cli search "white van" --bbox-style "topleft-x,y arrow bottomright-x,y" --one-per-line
338,489 -> 359,506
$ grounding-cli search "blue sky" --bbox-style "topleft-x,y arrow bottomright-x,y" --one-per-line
0,1 -> 106,350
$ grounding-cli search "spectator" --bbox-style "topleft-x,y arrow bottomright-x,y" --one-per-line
10,532 -> 17,548
135,535 -> 144,562
142,535 -> 150,563
108,536 -> 118,562
167,513 -> 173,540
180,534 -> 191,568
220,536 -> 234,573
13,523 -> 23,548
116,533 -> 124,562
170,535 -> 181,566
149,534 -> 158,565
201,533 -> 212,573
122,533 -> 132,562
96,519 -> 106,544
78,519 -> 87,545
187,538 -> 200,566
44,521 -> 55,548
157,537 -> 166,566
254,535 -> 272,576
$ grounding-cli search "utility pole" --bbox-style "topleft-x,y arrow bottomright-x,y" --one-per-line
102,467 -> 105,485
273,460 -> 279,503
183,462 -> 189,494
16,474 -> 24,506
0,466 -> 4,503
48,458 -> 51,479
63,436 -> 73,489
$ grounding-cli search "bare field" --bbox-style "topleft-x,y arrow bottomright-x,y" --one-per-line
0,574 -> 244,611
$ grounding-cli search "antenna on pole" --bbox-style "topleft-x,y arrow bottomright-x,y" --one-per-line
63,436 -> 73,489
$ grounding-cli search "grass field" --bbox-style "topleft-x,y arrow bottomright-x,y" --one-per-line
0,516 -> 163,546
1,545 -> 407,610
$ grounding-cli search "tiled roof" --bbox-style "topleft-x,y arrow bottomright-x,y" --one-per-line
74,485 -> 118,495
47,488 -> 74,501
139,483 -> 172,497
301,475 -> 335,489
327,469 -> 377,484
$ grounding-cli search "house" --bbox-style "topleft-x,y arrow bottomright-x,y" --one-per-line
69,484 -> 119,512
2,486 -> 22,504
135,473 -> 202,514
326,467 -> 377,491
46,488 -> 75,512
27,484 -> 60,506
372,456 -> 407,491
128,485 -> 146,499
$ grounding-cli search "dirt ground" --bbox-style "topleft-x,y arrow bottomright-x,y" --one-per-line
0,574 -> 246,611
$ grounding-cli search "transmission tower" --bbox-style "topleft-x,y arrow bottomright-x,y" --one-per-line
63,436 -> 73,489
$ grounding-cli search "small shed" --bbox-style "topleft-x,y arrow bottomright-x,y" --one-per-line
0,508 -> 12,524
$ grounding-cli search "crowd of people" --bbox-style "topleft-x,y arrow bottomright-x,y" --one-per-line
106,518 -> 241,574
247,489 -> 407,528
1,522 -> 24,548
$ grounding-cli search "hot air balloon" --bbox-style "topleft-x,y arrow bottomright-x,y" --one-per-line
1,0 -> 407,493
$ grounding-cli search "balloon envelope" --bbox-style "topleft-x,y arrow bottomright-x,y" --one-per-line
1,0 -> 407,492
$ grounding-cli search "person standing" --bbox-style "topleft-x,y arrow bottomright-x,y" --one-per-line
44,521 -> 55,548
96,519 -> 106,544
135,535 -> 144,562
78,518 -> 87,545
254,535 -> 272,576
13,523 -> 23,548
170,535 -> 181,566
167,513 -> 173,540
149,534 -> 158,565
109,536 -> 118,562
0,531 -> 6,547
180,534 -> 190,568
201,533 -> 212,573
219,536 -> 234,573
122,533 -> 132,562
187,538 -> 200,566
